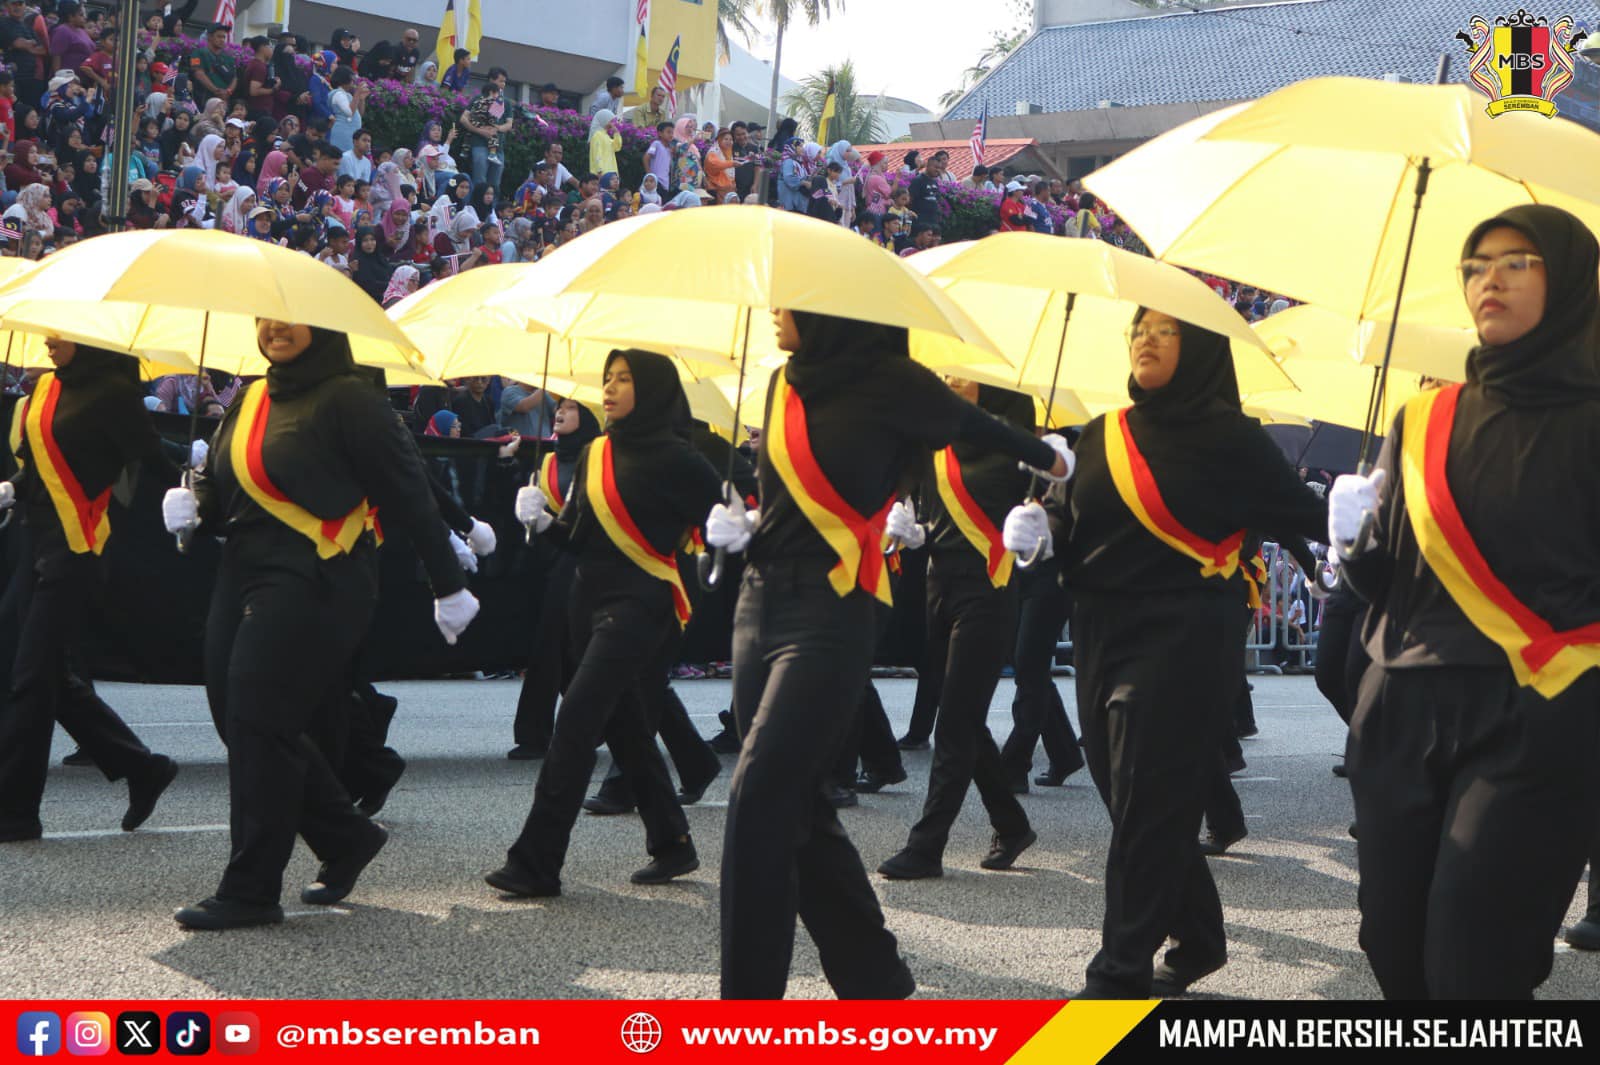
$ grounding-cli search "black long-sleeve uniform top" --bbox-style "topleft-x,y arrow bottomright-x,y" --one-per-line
749,362 -> 1056,570
1058,414 -> 1327,599
13,355 -> 165,560
196,374 -> 466,598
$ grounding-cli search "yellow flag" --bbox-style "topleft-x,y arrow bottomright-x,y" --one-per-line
436,0 -> 484,81
818,82 -> 838,145
634,25 -> 650,100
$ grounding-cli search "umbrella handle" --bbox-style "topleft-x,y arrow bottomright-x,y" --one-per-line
0,507 -> 11,532
698,547 -> 724,591
1018,536 -> 1049,570
174,467 -> 198,555
522,467 -> 540,546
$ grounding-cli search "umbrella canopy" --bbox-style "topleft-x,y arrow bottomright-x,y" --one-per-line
1083,77 -> 1600,331
0,229 -> 435,380
905,234 -> 1292,403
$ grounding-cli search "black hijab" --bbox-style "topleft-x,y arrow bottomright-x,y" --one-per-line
784,309 -> 910,400
55,343 -> 139,390
264,325 -> 356,399
604,348 -> 690,447
554,398 -> 601,461
1126,306 -> 1244,423
351,227 -> 393,302
1461,204 -> 1600,408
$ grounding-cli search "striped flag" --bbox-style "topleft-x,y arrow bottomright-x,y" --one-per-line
160,66 -> 178,85
0,219 -> 21,244
636,0 -> 650,25
213,0 -> 236,27
969,103 -> 988,169
659,34 -> 681,117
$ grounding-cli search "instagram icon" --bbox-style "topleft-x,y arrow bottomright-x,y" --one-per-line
65,1012 -> 111,1056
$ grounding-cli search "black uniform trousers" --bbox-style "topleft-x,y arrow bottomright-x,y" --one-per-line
721,560 -> 904,999
905,561 -> 1029,857
0,548 -> 156,833
506,566 -> 689,882
1000,556 -> 1082,779
204,540 -> 380,905
1347,664 -> 1600,999
1313,585 -> 1368,725
831,601 -> 905,785
1076,588 -> 1236,997
1202,606 -> 1253,840
514,553 -> 577,750
593,677 -> 723,799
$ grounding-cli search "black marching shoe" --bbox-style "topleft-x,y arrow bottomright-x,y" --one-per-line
506,743 -> 547,761
1008,773 -> 1029,795
485,859 -> 561,898
853,767 -> 907,794
1565,914 -> 1600,951
896,735 -> 930,751
980,828 -> 1037,870
0,818 -> 44,843
356,758 -> 405,818
1198,825 -> 1247,857
1034,754 -> 1085,787
1151,955 -> 1227,997
631,839 -> 700,884
123,756 -> 179,832
677,762 -> 721,805
877,848 -> 943,880
175,896 -> 284,931
1331,762 -> 1348,778
707,710 -> 743,754
62,747 -> 93,767
301,825 -> 389,905
825,784 -> 859,809
583,788 -> 636,816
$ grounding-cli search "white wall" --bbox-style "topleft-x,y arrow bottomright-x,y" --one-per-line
296,0 -> 632,64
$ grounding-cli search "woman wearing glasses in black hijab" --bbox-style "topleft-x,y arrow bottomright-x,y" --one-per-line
1006,306 -> 1326,999
492,349 -> 722,897
709,310 -> 1071,999
1331,204 -> 1600,999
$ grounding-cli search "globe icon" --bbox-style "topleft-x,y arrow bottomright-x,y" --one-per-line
620,1012 -> 663,1054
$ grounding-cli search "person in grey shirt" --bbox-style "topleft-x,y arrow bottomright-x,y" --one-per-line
499,380 -> 557,438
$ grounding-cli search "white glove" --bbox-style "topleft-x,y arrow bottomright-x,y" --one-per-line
0,480 -> 13,510
884,500 -> 925,551
515,485 -> 553,533
497,437 -> 521,459
1329,469 -> 1386,561
188,439 -> 209,471
1027,433 -> 1076,484
1002,502 -> 1053,562
705,502 -> 758,553
449,531 -> 478,573
161,487 -> 199,534
467,517 -> 497,556
433,588 -> 480,646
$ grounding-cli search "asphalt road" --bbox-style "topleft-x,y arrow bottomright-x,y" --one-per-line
1,676 -> 1594,1000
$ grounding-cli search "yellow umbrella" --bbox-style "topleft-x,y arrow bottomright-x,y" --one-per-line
0,229 -> 435,381
1083,76 -> 1600,461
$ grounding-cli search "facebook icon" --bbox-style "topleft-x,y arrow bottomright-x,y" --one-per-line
16,1012 -> 61,1057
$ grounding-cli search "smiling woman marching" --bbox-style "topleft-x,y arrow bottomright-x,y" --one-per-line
0,339 -> 182,843
1005,307 -> 1325,999
491,349 -> 722,897
165,320 -> 479,930
708,310 -> 1071,999
1330,205 -> 1600,999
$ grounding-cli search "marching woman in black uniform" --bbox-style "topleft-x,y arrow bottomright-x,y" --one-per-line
1004,307 -> 1325,999
164,321 -> 479,930
1331,205 -> 1600,998
509,396 -> 601,760
707,310 -> 1070,999
877,379 -> 1039,879
0,340 -> 181,842
488,349 -> 721,896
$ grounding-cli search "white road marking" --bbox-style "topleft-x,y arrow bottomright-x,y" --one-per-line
46,824 -> 229,840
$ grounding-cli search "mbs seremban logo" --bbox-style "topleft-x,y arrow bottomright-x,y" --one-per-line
1456,8 -> 1590,117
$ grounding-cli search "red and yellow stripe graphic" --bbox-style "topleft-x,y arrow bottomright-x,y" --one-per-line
933,446 -> 1013,587
586,436 -> 692,629
23,373 -> 111,555
1403,385 -> 1600,698
540,451 -> 564,512
766,373 -> 895,605
1105,409 -> 1244,580
231,381 -> 370,559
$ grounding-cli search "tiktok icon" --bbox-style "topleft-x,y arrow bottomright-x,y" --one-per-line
165,1012 -> 211,1056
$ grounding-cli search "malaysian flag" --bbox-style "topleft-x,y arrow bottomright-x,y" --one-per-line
969,103 -> 988,171
659,34 -> 681,116
161,66 -> 177,85
213,0 -> 236,28
0,220 -> 21,244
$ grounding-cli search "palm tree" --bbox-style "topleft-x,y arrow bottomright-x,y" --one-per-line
938,29 -> 1026,111
781,60 -> 886,145
717,0 -> 759,60
762,1 -> 842,135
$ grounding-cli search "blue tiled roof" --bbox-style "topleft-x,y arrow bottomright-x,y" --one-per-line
945,0 -> 1600,118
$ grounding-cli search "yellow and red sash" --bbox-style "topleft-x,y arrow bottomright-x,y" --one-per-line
1243,549 -> 1267,610
1402,385 -> 1600,698
766,373 -> 895,605
22,373 -> 111,555
1105,408 -> 1245,580
231,380 -> 370,560
539,451 -> 564,513
933,446 -> 1013,587
585,436 -> 693,629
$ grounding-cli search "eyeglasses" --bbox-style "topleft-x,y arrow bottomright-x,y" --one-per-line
1125,324 -> 1182,344
1458,251 -> 1544,287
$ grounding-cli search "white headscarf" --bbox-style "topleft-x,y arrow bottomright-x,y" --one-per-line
427,192 -> 456,241
448,205 -> 481,250
193,134 -> 225,184
590,109 -> 616,137
221,187 -> 256,235
143,92 -> 169,122
639,172 -> 661,206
